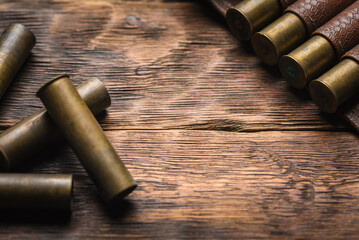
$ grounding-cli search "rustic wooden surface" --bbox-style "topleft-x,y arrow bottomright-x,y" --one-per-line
0,0 -> 359,239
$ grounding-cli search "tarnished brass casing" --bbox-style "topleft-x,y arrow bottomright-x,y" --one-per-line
226,0 -> 281,40
310,59 -> 359,113
37,75 -> 136,206
0,24 -> 35,100
279,35 -> 336,89
251,13 -> 307,65
0,174 -> 73,211
0,77 -> 111,171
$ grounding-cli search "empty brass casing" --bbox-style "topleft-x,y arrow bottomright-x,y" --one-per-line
0,174 -> 72,211
0,77 -> 111,171
279,35 -> 336,89
0,24 -> 36,100
37,75 -> 136,205
310,59 -> 359,113
251,13 -> 307,65
226,0 -> 281,41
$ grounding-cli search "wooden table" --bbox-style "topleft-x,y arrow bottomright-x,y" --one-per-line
0,0 -> 358,239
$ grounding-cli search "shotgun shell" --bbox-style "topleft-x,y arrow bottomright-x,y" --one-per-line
0,77 -> 111,171
36,75 -> 136,206
279,2 -> 359,89
252,0 -> 354,65
279,35 -> 336,89
310,59 -> 359,113
251,12 -> 306,65
0,174 -> 73,211
0,24 -> 36,100
226,0 -> 281,41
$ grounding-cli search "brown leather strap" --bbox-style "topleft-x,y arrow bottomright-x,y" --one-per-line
208,0 -> 242,17
338,94 -> 359,132
278,0 -> 296,10
342,44 -> 359,63
313,2 -> 359,58
338,43 -> 359,130
285,0 -> 355,34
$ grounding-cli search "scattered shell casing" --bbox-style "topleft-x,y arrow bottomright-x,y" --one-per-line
0,24 -> 36,100
0,77 -> 111,171
37,75 -> 137,206
0,174 -> 73,211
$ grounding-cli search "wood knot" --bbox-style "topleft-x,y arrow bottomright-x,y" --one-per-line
125,15 -> 141,28
290,180 -> 315,202
136,66 -> 150,75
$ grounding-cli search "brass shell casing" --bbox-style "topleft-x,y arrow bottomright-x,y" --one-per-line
310,59 -> 359,113
0,77 -> 111,171
251,13 -> 307,65
0,24 -> 36,100
226,0 -> 281,41
279,35 -> 336,89
37,75 -> 137,206
0,174 -> 73,211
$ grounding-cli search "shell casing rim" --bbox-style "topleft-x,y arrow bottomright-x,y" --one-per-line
251,31 -> 280,65
36,74 -> 70,98
226,0 -> 281,41
8,23 -> 37,45
310,79 -> 338,113
279,54 -> 308,89
226,7 -> 253,41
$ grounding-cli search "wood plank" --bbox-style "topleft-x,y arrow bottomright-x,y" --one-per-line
0,1 -> 358,239
0,0 -> 346,132
1,130 -> 359,239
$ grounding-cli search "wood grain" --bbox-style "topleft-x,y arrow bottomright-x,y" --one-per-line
0,0 -> 346,132
2,130 -> 359,239
0,0 -> 358,239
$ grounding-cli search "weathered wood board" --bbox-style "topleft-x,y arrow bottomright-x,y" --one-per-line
0,0 -> 358,239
